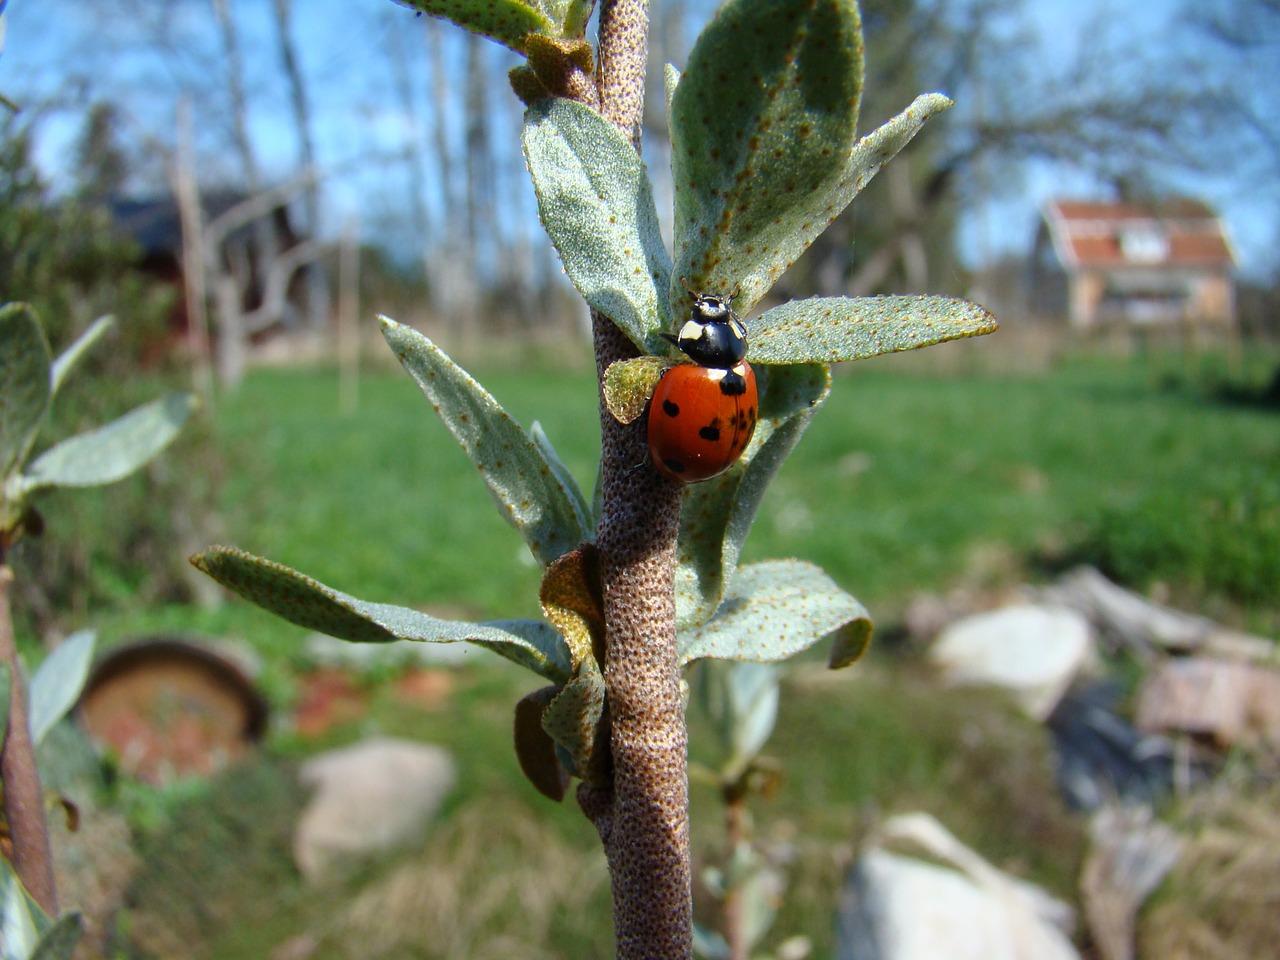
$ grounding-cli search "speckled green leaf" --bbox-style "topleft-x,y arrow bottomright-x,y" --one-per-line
29,630 -> 95,748
50,315 -> 112,399
0,857 -> 61,960
680,559 -> 872,667
523,98 -> 671,354
30,912 -> 84,960
514,685 -> 571,802
670,0 -> 863,313
720,91 -> 954,311
675,363 -> 830,628
530,0 -> 566,27
0,302 -> 51,480
834,91 -> 950,223
672,11 -> 952,314
192,546 -> 571,684
693,660 -> 779,777
381,317 -> 586,567
750,295 -> 997,364
542,661 -> 608,785
694,924 -> 732,960
17,393 -> 194,495
391,0 -> 551,52
538,544 -> 603,669
548,0 -> 593,35
602,355 -> 674,424
664,63 -> 680,116
530,421 -> 591,536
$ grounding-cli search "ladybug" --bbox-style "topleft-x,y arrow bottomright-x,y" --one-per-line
647,293 -> 759,482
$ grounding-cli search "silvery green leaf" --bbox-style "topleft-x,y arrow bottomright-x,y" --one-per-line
192,546 -> 571,684
693,922 -> 731,960
530,421 -> 591,536
29,630 -> 95,748
1,859 -> 42,960
0,303 -> 51,480
381,317 -> 587,567
670,0 -> 863,313
390,0 -> 551,52
541,662 -> 607,785
725,662 -> 779,767
30,914 -> 83,960
664,63 -> 680,117
705,90 -> 955,314
750,295 -> 998,364
675,363 -> 830,628
19,393 -> 194,495
530,0 -> 568,25
694,660 -> 779,775
740,861 -> 782,951
523,98 -> 671,354
49,315 -> 113,399
838,91 -> 951,217
680,559 -> 872,668
558,0 -> 593,35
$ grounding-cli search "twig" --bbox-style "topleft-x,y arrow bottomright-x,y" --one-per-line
0,563 -> 58,916
578,2 -> 695,957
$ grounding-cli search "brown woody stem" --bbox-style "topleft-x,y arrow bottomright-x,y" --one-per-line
574,0 -> 694,957
0,563 -> 59,916
723,785 -> 749,960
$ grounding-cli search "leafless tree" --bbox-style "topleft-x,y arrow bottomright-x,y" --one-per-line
272,0 -> 329,328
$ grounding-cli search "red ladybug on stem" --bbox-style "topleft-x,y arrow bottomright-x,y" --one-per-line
647,292 -> 759,482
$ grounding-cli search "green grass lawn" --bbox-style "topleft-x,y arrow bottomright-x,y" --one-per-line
146,340 -> 1278,654
58,339 -> 1280,659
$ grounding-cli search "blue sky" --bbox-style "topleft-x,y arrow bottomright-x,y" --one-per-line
1,0 -> 1274,280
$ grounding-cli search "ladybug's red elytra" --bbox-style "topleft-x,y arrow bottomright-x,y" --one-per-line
647,293 -> 759,482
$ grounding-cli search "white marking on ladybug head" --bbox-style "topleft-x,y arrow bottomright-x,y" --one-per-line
678,319 -> 706,342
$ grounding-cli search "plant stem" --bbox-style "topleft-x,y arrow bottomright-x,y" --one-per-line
587,311 -> 691,959
0,563 -> 59,916
577,1 -> 694,957
723,786 -> 749,960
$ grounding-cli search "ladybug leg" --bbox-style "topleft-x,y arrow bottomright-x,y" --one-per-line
622,453 -> 652,481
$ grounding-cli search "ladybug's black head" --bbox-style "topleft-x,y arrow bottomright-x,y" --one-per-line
663,292 -> 748,368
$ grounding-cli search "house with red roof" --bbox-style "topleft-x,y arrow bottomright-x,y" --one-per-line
1030,199 -> 1236,329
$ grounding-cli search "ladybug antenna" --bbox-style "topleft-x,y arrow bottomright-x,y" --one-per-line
679,276 -> 697,299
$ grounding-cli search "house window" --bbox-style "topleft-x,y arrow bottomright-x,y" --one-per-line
1119,227 -> 1170,264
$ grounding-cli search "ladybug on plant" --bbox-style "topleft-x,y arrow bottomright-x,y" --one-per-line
646,289 -> 759,482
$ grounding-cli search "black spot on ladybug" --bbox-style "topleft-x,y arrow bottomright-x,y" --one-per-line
719,371 -> 747,396
699,424 -> 721,442
662,458 -> 687,474
662,399 -> 680,417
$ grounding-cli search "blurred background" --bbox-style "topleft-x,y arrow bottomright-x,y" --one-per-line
4,0 -> 1279,352
1,2 -> 1278,959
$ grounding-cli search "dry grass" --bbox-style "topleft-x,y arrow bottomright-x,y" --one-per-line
1138,783 -> 1280,960
329,796 -> 612,960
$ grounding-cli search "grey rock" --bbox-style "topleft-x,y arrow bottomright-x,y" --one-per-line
294,737 -> 455,881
